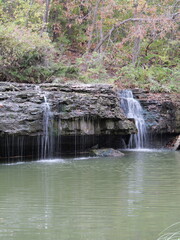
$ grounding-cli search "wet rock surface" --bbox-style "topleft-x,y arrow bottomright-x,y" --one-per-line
0,82 -> 136,136
91,148 -> 125,157
131,89 -> 180,134
0,82 -> 179,159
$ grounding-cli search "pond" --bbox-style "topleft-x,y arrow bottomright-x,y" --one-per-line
0,150 -> 180,240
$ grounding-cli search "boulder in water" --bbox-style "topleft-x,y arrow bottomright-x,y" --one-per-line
91,148 -> 125,157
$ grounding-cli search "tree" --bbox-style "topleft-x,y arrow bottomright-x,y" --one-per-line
0,23 -> 55,82
0,0 -> 44,31
41,0 -> 50,33
94,1 -> 179,53
0,0 -> 179,90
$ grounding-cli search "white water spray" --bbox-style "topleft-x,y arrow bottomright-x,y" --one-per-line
41,94 -> 53,159
120,90 -> 147,149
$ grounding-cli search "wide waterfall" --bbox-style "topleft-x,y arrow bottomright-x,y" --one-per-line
41,94 -> 54,159
120,90 -> 147,149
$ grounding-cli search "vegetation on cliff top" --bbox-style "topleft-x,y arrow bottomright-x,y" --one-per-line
0,0 -> 179,92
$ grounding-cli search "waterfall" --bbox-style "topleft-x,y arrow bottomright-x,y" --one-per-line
120,90 -> 147,149
41,94 -> 53,159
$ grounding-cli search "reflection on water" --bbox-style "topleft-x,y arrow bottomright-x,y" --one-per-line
0,151 -> 180,240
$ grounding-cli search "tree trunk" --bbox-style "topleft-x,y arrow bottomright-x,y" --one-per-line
132,36 -> 141,65
132,0 -> 140,66
25,0 -> 34,27
41,0 -> 50,33
87,0 -> 102,52
99,18 -> 104,53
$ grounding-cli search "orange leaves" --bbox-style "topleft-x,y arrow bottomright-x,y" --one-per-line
48,0 -> 179,53
52,23 -> 62,34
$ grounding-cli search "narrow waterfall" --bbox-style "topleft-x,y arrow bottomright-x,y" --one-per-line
120,90 -> 147,149
41,94 -> 54,159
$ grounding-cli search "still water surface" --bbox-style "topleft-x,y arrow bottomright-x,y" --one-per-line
0,151 -> 180,240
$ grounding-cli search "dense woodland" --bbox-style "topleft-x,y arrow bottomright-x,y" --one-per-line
0,0 -> 179,92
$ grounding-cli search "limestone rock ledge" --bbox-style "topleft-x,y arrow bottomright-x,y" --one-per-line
0,82 -> 137,159
132,89 -> 180,134
0,82 -> 136,136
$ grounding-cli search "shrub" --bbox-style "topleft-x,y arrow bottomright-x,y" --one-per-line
0,23 -> 55,83
118,64 -> 180,92
76,53 -> 109,83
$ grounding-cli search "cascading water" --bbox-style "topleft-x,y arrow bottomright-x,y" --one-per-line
120,90 -> 147,149
41,94 -> 53,159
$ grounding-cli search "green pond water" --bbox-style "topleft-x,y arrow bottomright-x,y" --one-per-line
0,150 -> 180,240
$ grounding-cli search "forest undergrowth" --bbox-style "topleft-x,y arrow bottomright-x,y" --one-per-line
0,0 -> 179,93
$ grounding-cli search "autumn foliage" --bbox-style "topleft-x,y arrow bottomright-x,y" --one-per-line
0,0 -> 179,91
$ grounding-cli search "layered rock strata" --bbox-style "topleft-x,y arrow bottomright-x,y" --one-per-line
131,89 -> 180,148
0,82 -> 136,159
132,89 -> 180,134
0,83 -> 135,136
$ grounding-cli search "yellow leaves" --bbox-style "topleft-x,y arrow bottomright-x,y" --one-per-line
0,23 -> 53,68
0,0 -> 44,32
103,18 -> 116,26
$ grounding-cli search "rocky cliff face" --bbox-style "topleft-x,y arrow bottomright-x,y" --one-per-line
130,89 -> 180,149
0,82 -> 179,160
0,82 -> 136,160
132,89 -> 180,134
0,82 -> 135,136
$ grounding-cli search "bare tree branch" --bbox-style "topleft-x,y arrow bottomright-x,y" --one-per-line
173,0 -> 180,11
94,13 -> 179,52
87,0 -> 102,51
172,12 -> 180,19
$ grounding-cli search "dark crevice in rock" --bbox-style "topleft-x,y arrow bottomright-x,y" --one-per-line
0,134 -> 129,162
